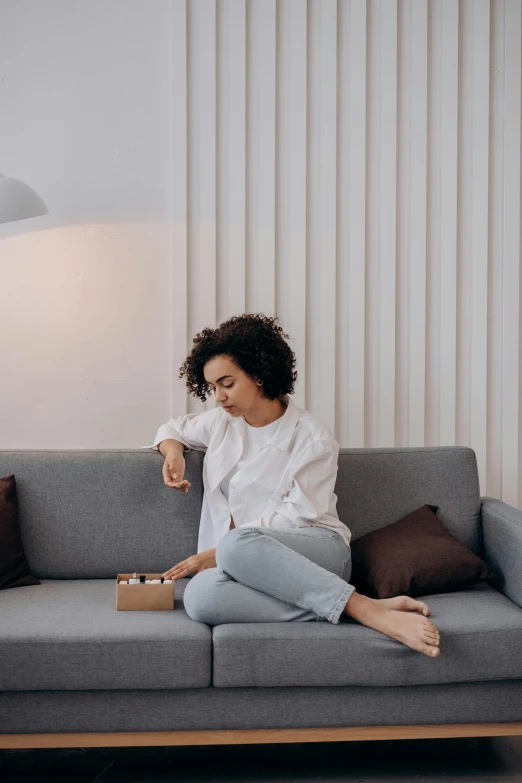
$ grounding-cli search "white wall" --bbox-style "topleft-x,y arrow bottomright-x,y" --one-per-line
1,0 -> 521,509
0,0 -> 173,451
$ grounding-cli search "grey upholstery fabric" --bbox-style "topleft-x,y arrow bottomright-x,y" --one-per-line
0,445 -> 481,578
335,446 -> 482,555
0,445 -> 518,714
1,680 -> 522,734
482,496 -> 522,610
0,578 -> 209,690
212,582 -> 522,688
0,449 -> 205,579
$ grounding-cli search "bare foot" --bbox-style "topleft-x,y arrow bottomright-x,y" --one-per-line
342,591 -> 441,658
369,595 -> 431,617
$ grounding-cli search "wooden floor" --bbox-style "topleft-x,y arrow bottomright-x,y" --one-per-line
1,731 -> 522,782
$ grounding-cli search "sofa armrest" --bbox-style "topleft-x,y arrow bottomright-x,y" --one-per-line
481,496 -> 522,609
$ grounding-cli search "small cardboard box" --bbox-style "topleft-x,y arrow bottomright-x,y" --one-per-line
116,573 -> 175,611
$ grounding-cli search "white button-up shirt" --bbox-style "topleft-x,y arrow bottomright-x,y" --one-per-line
142,395 -> 351,554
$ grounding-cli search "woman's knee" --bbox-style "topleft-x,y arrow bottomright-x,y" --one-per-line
182,568 -> 222,622
215,526 -> 253,571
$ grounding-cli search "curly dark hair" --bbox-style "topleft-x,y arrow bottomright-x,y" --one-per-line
178,313 -> 298,403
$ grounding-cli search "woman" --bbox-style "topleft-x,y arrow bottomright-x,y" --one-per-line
148,313 -> 440,658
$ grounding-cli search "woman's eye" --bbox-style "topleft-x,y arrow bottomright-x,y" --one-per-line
223,384 -> 233,389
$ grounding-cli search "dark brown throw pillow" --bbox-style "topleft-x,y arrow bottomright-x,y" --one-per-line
349,504 -> 497,599
0,474 -> 40,589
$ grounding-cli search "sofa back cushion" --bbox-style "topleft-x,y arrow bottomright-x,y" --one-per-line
336,445 -> 481,556
0,445 -> 480,578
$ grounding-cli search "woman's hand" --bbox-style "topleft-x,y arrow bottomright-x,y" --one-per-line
162,451 -> 191,492
162,548 -> 217,581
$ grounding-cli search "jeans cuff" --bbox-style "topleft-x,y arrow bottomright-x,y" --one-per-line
329,583 -> 356,624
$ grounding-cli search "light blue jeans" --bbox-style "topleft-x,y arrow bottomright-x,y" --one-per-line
182,525 -> 356,626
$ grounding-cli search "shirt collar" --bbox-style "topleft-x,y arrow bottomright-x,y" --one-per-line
229,394 -> 299,452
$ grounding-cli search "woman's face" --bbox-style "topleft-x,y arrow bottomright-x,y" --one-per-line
204,355 -> 263,416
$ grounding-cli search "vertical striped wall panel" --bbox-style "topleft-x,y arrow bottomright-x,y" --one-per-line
171,0 -> 522,508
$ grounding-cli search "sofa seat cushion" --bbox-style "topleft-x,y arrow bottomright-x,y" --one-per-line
0,578 -> 210,691
212,582 -> 522,688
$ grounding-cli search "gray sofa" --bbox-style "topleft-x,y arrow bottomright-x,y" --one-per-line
1,444 -> 522,750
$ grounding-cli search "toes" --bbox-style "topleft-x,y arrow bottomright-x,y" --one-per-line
423,632 -> 440,646
423,644 -> 440,658
404,597 -> 431,616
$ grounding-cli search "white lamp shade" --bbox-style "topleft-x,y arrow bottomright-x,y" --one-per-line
0,173 -> 48,224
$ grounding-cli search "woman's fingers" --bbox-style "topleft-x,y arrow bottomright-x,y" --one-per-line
163,557 -> 197,580
173,481 -> 190,492
164,477 -> 191,490
162,567 -> 185,580
165,560 -> 188,576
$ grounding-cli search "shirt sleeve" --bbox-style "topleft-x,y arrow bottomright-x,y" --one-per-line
140,406 -> 222,453
240,437 -> 339,530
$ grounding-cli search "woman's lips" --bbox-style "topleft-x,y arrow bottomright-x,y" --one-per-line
223,405 -> 233,411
